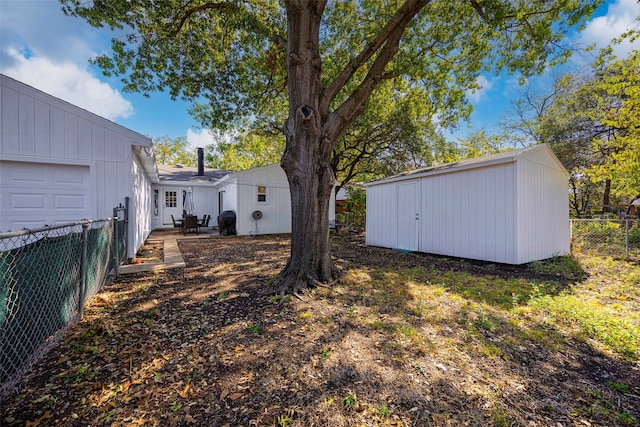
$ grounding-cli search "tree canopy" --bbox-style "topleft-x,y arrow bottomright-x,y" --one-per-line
62,0 -> 601,291
152,135 -> 197,166
501,30 -> 639,215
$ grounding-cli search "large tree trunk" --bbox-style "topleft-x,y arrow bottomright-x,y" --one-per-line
276,0 -> 427,293
277,1 -> 338,294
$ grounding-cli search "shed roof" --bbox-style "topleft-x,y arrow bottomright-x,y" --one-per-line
365,144 -> 567,187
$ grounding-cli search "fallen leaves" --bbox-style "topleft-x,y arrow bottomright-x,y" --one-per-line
2,235 -> 639,427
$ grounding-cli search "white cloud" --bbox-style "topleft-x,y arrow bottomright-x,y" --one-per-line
466,75 -> 495,103
2,49 -> 133,121
577,0 -> 640,58
186,128 -> 215,148
0,0 -> 111,65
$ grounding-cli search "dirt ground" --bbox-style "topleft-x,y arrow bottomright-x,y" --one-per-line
2,233 -> 639,426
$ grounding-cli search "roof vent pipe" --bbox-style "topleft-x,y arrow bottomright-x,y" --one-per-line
197,147 -> 204,176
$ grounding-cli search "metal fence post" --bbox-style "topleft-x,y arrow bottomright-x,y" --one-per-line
125,196 -> 130,264
625,219 -> 629,259
78,222 -> 88,320
112,212 -> 119,279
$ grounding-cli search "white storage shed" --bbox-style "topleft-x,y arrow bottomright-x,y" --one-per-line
365,144 -> 570,264
214,163 -> 336,236
0,74 -> 158,259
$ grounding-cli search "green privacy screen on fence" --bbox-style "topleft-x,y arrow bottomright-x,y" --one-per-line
0,218 -> 126,395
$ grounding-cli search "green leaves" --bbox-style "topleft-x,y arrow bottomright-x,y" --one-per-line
153,136 -> 196,166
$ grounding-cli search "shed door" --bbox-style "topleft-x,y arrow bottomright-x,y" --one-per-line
0,161 -> 93,232
396,181 -> 419,251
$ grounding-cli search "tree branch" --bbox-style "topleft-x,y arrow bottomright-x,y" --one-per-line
321,0 -> 430,113
469,0 -> 486,20
324,0 -> 429,140
172,1 -> 236,35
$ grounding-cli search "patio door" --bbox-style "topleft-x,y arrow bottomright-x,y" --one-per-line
162,189 -> 182,225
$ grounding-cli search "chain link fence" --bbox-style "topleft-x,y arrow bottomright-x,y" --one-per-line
0,212 -> 126,399
334,211 -> 366,233
571,219 -> 640,259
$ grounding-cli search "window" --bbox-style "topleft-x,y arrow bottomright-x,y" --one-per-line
154,190 -> 159,216
165,190 -> 177,208
257,185 -> 267,203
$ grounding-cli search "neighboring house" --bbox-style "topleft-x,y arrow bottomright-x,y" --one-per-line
0,74 -> 158,259
214,163 -> 336,236
365,144 -> 570,264
153,152 -> 230,229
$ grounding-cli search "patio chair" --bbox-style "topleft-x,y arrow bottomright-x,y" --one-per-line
183,215 -> 199,234
199,215 -> 210,228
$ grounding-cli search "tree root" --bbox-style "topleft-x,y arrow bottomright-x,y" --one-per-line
275,266 -> 343,296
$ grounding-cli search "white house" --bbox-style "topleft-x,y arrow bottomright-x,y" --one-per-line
365,144 -> 570,264
214,163 -> 336,236
0,74 -> 157,258
1,75 -> 338,248
152,156 -> 230,230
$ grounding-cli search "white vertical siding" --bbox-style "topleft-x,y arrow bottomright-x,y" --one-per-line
34,99 -> 50,157
396,181 -> 419,251
191,186 -> 217,221
219,180 -> 238,215
515,152 -> 570,263
78,118 -> 92,160
366,183 -> 398,248
1,84 -> 20,155
130,155 -> 152,258
234,165 -> 292,235
1,75 -> 153,257
367,144 -> 568,264
371,163 -> 517,263
60,111 -> 76,158
19,92 -> 35,156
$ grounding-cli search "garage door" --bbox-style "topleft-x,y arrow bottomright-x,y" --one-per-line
0,161 -> 93,233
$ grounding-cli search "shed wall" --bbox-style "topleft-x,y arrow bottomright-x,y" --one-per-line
365,183 -> 399,249
515,155 -> 570,263
419,163 -> 517,263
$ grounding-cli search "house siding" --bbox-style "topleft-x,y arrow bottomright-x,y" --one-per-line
1,75 -> 153,258
233,165 -> 292,235
214,164 -> 335,236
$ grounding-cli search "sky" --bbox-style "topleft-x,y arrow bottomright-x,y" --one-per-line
0,0 -> 638,150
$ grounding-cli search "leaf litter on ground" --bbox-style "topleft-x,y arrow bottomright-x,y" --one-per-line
2,233 -> 639,426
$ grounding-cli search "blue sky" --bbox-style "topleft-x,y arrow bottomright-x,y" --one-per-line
1,0 -> 638,149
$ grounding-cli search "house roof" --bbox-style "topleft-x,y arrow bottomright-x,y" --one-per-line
213,163 -> 282,186
1,74 -> 151,145
157,163 -> 231,184
365,144 -> 567,187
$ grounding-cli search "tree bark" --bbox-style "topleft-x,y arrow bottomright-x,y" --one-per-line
277,0 -> 428,293
277,0 -> 337,293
